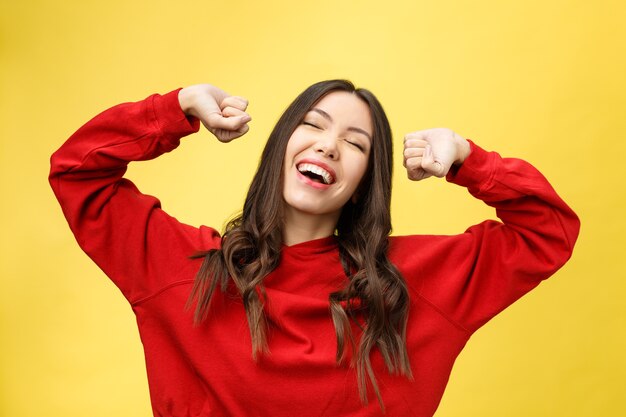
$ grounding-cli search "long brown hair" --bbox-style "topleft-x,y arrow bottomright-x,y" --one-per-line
187,80 -> 411,408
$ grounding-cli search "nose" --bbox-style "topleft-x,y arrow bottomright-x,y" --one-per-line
314,135 -> 338,160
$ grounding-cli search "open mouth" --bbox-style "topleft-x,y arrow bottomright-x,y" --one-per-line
297,163 -> 335,185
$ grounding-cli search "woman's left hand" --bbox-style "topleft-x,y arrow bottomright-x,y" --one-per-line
403,128 -> 471,181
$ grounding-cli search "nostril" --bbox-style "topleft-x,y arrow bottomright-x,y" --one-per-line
315,143 -> 337,159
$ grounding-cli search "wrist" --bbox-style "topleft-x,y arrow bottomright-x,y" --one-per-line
177,87 -> 196,116
454,134 -> 471,165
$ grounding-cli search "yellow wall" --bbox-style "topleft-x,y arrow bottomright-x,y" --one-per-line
1,1 -> 624,415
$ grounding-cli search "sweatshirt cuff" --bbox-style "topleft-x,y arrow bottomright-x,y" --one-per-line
151,89 -> 201,142
446,140 -> 498,194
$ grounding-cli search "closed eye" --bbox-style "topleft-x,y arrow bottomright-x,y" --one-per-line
346,139 -> 365,152
302,121 -> 321,129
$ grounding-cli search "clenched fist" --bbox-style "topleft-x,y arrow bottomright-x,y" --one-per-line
178,84 -> 251,143
403,128 -> 471,181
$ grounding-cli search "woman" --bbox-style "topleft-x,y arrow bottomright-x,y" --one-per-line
49,80 -> 579,416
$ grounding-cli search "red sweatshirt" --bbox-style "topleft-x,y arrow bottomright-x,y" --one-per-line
49,90 -> 580,417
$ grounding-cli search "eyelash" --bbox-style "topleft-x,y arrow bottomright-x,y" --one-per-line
302,121 -> 365,152
302,121 -> 320,129
345,139 -> 364,151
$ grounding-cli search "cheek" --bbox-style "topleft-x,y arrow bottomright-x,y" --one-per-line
348,156 -> 370,188
283,133 -> 302,167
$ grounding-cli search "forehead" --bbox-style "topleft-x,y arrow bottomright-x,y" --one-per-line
311,91 -> 373,133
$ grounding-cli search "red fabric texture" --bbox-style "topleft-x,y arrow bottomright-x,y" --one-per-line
49,90 -> 580,417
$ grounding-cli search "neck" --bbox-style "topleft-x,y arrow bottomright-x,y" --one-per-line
282,207 -> 339,247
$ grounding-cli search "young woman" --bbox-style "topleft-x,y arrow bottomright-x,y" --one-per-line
49,80 -> 580,416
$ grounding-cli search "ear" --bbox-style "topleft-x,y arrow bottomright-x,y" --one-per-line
351,193 -> 359,204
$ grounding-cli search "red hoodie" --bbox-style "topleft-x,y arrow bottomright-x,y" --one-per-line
49,89 -> 579,417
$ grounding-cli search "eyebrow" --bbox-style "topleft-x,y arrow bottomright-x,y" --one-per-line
311,108 -> 372,142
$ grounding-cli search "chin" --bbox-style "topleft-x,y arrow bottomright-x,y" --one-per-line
283,197 -> 335,217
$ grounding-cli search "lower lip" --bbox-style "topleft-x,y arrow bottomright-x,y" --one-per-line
296,170 -> 332,189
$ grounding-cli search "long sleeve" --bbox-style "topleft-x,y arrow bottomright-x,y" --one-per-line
391,141 -> 580,333
49,90 -> 222,304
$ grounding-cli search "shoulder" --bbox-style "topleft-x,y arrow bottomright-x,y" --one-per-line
388,234 -> 467,284
156,214 -> 223,253
388,234 -> 471,259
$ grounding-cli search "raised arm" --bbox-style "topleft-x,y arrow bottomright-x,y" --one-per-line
49,85 -> 251,303
395,128 -> 580,332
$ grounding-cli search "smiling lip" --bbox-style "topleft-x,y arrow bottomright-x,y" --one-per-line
295,158 -> 337,189
296,159 -> 336,180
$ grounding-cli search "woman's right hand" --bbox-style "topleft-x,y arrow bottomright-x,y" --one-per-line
178,84 -> 251,142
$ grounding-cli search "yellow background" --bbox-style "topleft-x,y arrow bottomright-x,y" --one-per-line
1,0 -> 624,415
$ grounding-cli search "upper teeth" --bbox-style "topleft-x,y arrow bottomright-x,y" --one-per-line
298,163 -> 334,184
